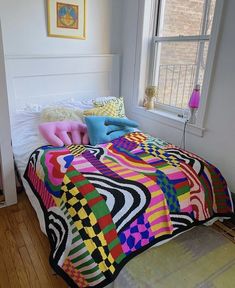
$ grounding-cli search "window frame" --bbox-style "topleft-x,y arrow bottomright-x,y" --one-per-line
152,0 -> 215,112
132,0 -> 224,136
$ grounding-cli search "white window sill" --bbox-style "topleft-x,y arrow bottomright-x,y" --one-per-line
134,106 -> 205,137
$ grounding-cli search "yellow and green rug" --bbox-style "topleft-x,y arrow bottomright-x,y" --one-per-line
114,226 -> 235,288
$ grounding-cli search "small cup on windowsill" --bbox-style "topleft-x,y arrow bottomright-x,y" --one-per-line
144,86 -> 158,110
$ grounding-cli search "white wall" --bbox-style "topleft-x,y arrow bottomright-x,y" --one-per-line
0,0 -> 123,205
0,0 -> 122,55
121,0 -> 235,193
0,21 -> 17,205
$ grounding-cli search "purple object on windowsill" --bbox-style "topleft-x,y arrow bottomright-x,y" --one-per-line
188,84 -> 200,108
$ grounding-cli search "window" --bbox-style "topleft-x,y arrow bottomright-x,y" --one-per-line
150,0 -> 216,114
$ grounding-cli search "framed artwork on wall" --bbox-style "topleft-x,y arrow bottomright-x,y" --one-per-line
47,0 -> 86,39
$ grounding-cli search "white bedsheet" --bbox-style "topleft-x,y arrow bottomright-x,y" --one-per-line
12,109 -> 51,234
13,115 -> 48,234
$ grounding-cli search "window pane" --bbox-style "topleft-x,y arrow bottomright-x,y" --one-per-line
205,0 -> 216,35
154,41 -> 209,109
158,0 -> 215,37
198,41 -> 209,86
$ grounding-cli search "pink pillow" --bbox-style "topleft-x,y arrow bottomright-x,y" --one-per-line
39,121 -> 89,146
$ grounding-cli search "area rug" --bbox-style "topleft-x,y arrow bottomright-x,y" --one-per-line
114,226 -> 235,288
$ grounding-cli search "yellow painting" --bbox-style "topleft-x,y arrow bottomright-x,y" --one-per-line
47,0 -> 86,39
57,3 -> 79,30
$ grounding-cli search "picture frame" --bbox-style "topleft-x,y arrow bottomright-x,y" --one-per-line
47,0 -> 86,40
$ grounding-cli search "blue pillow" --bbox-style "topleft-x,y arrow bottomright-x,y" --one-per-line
85,116 -> 139,145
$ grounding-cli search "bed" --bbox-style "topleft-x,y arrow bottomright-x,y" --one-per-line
6,55 -> 234,288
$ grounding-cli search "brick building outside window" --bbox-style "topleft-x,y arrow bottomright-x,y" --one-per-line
151,0 -> 216,112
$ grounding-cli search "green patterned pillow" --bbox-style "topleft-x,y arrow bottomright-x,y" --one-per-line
93,97 -> 126,118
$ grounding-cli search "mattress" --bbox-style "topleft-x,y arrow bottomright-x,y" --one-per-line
12,108 -> 234,287
13,134 -> 183,288
23,131 -> 233,288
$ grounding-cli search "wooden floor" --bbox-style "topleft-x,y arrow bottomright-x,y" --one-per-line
0,192 -> 67,288
0,192 -> 233,288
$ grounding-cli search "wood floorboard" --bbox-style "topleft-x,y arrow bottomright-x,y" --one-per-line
5,229 -> 31,288
0,254 -> 10,287
19,246 -> 41,288
0,192 -> 68,287
0,222 -> 22,287
5,211 -> 25,248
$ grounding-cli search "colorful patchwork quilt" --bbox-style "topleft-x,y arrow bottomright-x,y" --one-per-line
24,132 -> 234,288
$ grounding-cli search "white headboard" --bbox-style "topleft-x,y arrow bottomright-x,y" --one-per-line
5,54 -> 120,123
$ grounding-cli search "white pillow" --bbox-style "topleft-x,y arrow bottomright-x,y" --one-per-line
22,96 -> 116,112
12,111 -> 46,150
11,99 -> 113,151
12,111 -> 46,172
12,111 -> 41,139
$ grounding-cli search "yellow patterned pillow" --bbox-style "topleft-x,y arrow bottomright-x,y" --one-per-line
93,97 -> 126,118
83,101 -> 119,117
